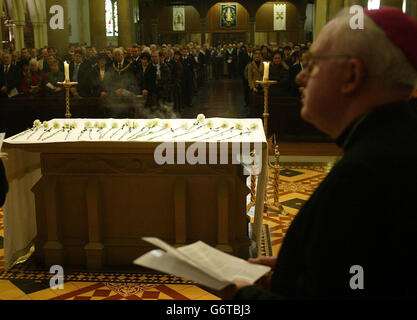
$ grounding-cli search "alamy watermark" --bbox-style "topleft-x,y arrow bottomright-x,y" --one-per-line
47,4 -> 365,32
349,5 -> 365,30
49,5 -> 64,30
49,265 -> 65,290
349,265 -> 364,290
154,142 -> 263,176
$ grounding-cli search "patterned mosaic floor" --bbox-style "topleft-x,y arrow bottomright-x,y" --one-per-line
0,162 -> 332,300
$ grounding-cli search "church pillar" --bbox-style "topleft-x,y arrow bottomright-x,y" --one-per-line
249,15 -> 256,45
14,22 -> 25,51
117,0 -> 134,48
8,0 -> 26,51
313,0 -> 328,41
89,0 -> 106,49
138,20 -> 145,44
28,0 -> 48,49
46,0 -> 69,55
39,0 -> 49,48
200,18 -> 206,46
298,15 -> 307,44
328,0 -> 344,19
79,0 -> 91,46
380,0 -> 403,8
151,18 -> 158,44
0,0 -> 4,46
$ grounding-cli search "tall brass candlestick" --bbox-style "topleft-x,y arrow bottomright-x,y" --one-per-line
267,136 -> 287,215
247,151 -> 258,213
256,80 -> 277,139
58,81 -> 78,119
256,80 -> 277,208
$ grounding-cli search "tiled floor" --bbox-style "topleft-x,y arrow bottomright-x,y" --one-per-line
0,161 -> 332,300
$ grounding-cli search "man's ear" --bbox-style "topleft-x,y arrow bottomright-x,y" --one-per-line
341,58 -> 364,94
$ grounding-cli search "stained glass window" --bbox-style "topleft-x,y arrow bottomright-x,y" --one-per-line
105,0 -> 118,37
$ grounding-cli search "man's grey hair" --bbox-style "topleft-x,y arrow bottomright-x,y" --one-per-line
328,9 -> 417,91
113,48 -> 124,56
142,46 -> 151,54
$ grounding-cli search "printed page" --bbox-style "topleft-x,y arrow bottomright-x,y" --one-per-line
142,237 -> 201,270
177,241 -> 271,284
0,133 -> 6,158
133,249 -> 231,291
0,133 -> 4,151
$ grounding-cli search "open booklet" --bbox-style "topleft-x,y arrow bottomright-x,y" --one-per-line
133,237 -> 271,291
0,132 -> 7,159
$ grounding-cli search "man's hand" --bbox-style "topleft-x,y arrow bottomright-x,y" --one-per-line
54,87 -> 62,93
215,281 -> 243,300
216,257 -> 276,300
100,91 -> 107,98
142,89 -> 149,97
1,86 -> 7,93
252,87 -> 258,93
249,256 -> 277,268
247,257 -> 276,291
115,88 -> 122,96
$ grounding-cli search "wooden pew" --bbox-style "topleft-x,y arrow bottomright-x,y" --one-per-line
250,93 -> 333,142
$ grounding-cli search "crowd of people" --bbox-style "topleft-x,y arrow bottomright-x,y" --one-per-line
0,41 -> 311,111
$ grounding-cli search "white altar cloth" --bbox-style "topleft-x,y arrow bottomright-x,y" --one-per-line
3,118 -> 268,269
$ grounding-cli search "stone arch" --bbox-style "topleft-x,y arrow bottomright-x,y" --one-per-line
27,0 -> 48,49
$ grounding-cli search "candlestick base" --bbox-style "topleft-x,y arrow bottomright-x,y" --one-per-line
58,81 -> 78,119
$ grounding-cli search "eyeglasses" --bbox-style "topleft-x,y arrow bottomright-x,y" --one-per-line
304,53 -> 354,77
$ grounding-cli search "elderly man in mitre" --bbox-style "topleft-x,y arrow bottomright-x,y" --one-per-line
221,7 -> 417,300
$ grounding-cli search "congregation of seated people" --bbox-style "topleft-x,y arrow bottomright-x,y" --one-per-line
0,41 -> 312,112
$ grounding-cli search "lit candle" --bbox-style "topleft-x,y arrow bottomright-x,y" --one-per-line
64,61 -> 70,82
263,61 -> 270,82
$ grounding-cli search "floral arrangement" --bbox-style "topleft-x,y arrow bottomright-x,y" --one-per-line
100,122 -> 118,140
11,119 -> 42,140
118,121 -> 139,141
128,120 -> 159,141
147,122 -> 172,141
41,121 -> 64,141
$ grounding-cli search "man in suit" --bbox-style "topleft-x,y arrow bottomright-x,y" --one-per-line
131,44 -> 142,76
37,48 -> 49,72
237,45 -> 251,106
112,47 -> 138,97
180,48 -> 195,108
0,52 -> 21,98
171,51 -> 184,112
289,51 -> 302,96
151,51 -> 172,103
70,50 -> 93,98
225,7 -> 417,300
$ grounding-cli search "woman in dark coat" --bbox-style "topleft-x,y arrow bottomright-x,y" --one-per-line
269,51 -> 290,96
92,53 -> 114,98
